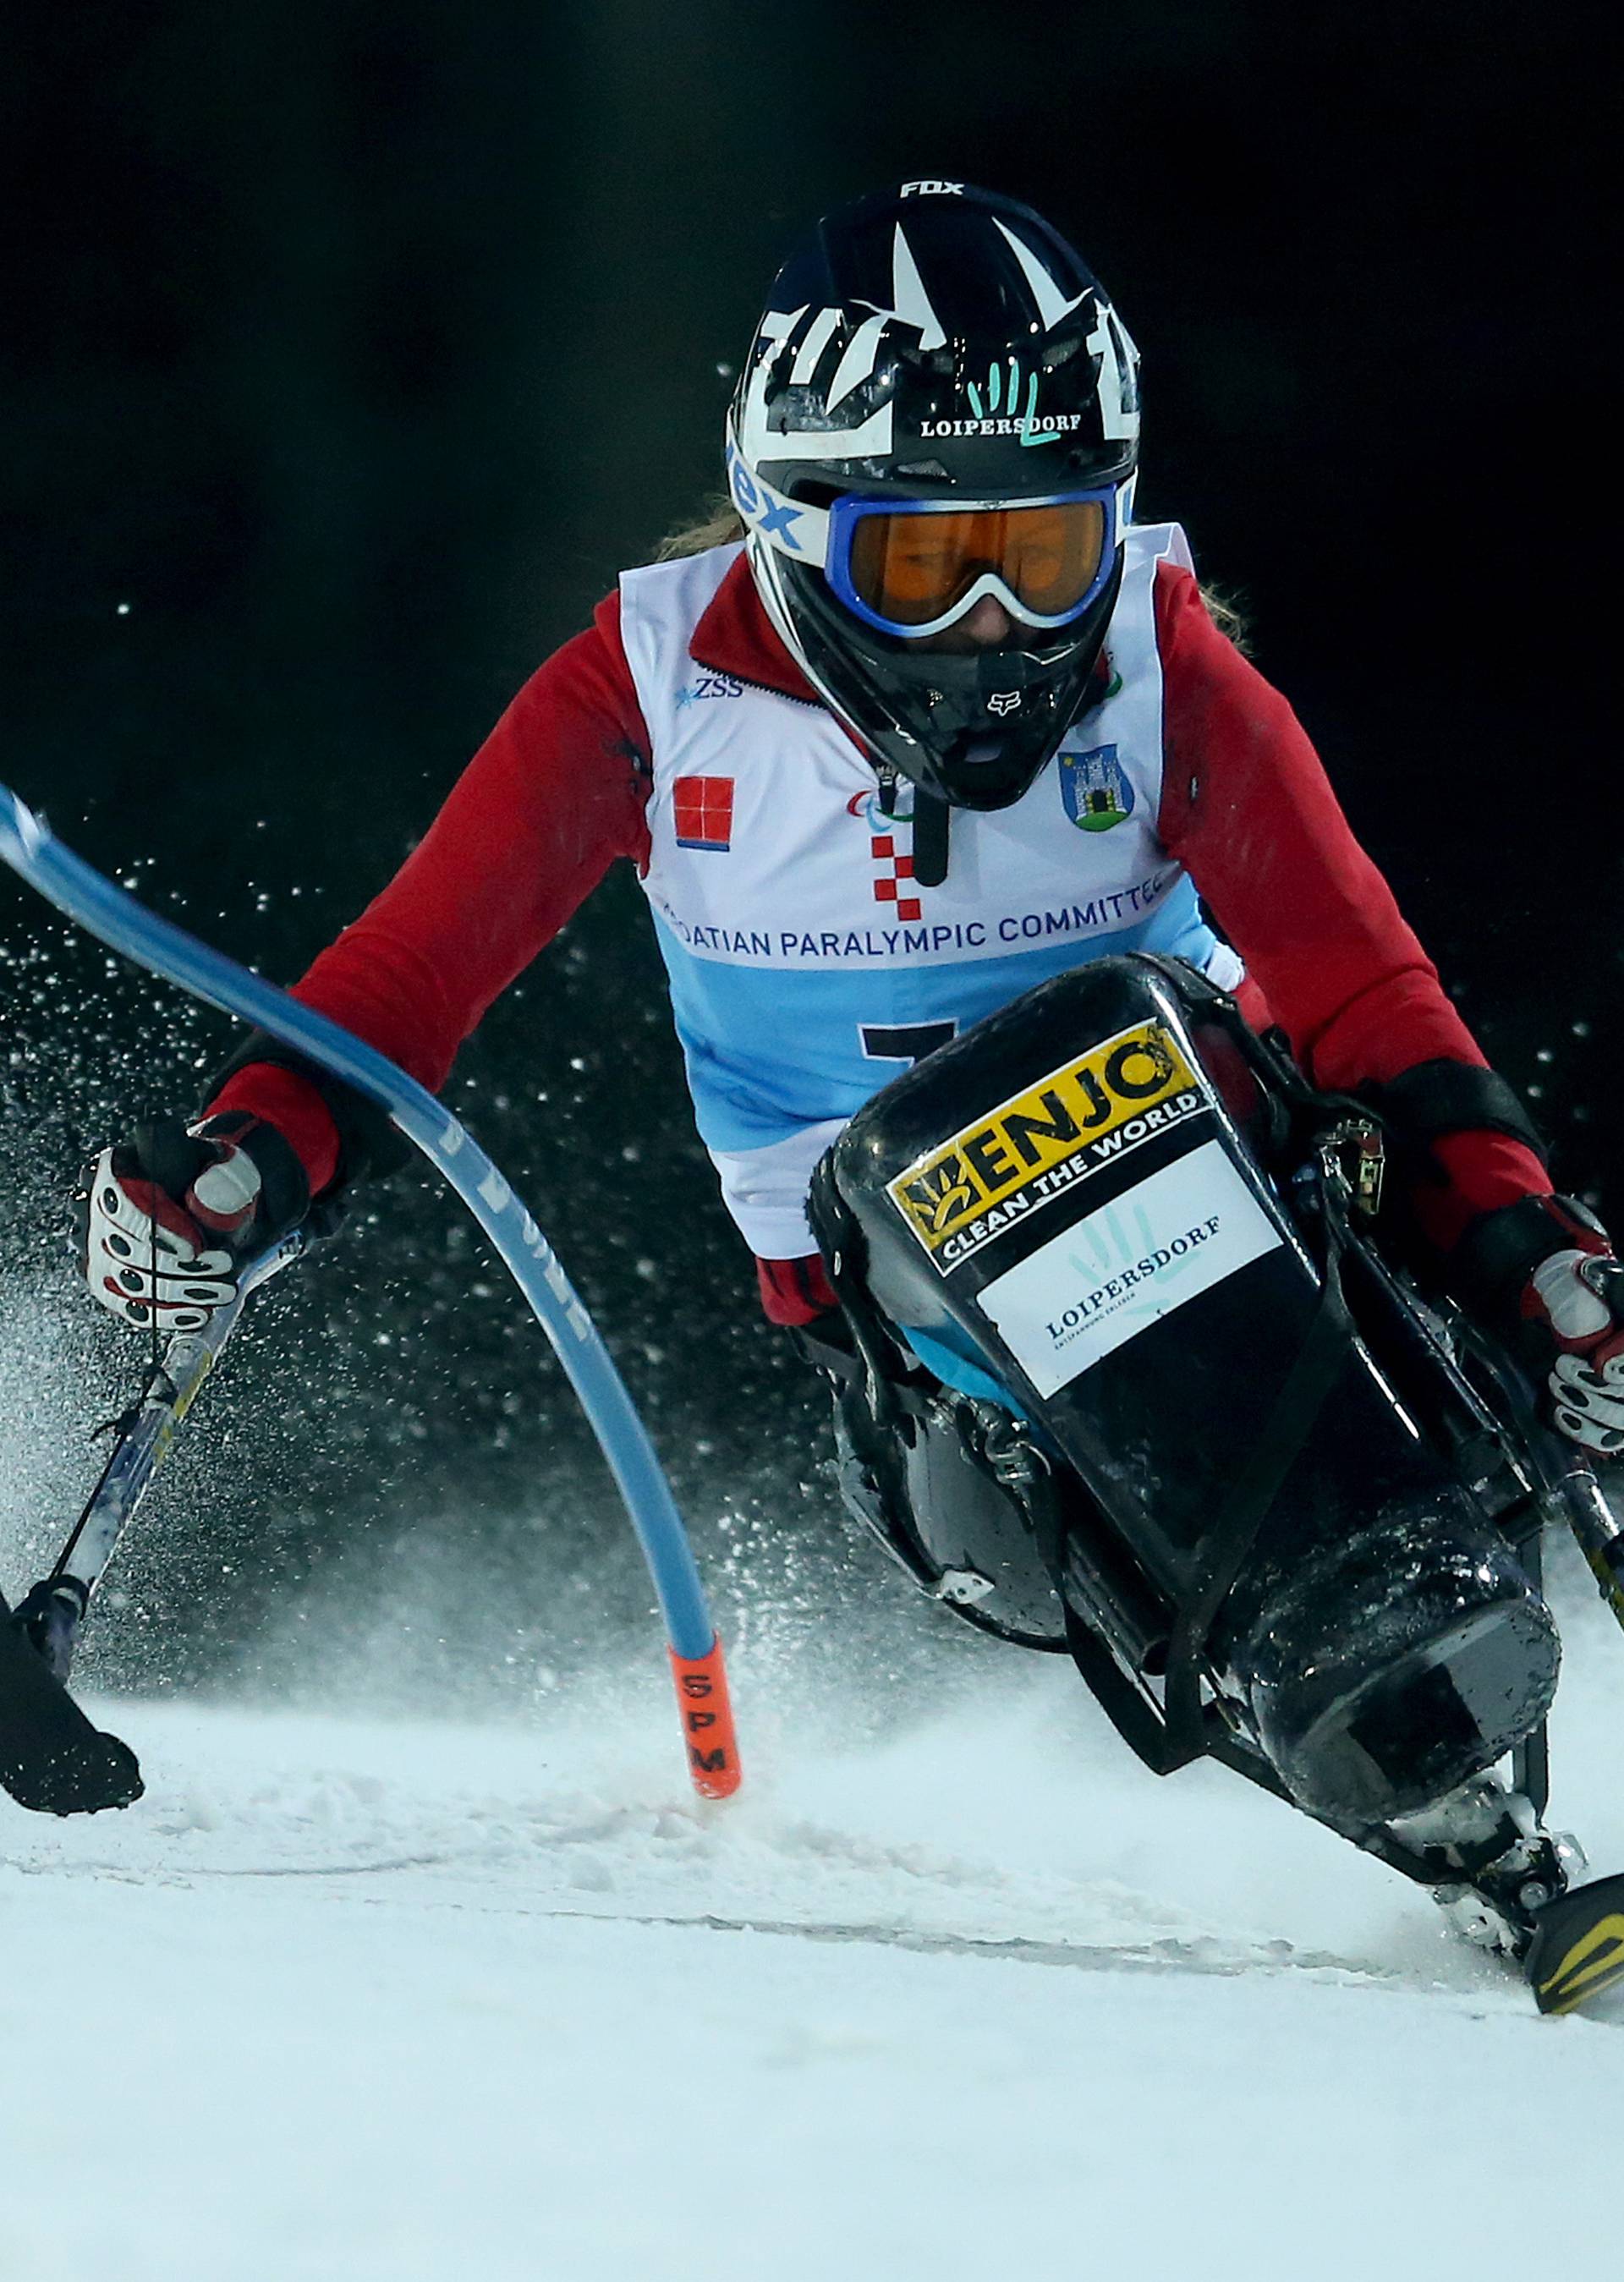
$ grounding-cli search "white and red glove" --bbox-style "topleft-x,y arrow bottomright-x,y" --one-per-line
80,1113 -> 310,1335
1462,1196 -> 1624,1458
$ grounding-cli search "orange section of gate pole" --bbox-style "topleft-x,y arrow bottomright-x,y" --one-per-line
669,1636 -> 742,1799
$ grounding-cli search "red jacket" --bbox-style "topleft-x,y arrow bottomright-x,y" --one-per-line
212,551 -> 1549,1318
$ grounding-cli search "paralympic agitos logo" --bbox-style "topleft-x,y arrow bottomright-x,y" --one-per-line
888,1021 -> 1206,1269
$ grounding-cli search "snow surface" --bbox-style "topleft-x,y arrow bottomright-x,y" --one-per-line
5,1542 -> 1624,2282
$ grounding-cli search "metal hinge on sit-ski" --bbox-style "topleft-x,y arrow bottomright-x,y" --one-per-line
934,1568 -> 998,1607
1317,1116 -> 1386,1221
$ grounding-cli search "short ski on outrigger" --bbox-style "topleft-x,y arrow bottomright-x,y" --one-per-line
1,1231 -> 304,1814
0,1592 -> 144,1815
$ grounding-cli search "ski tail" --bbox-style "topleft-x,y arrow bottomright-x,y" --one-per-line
1524,1873 -> 1624,2016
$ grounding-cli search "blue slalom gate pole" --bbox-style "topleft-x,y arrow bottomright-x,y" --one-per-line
0,783 -> 741,1797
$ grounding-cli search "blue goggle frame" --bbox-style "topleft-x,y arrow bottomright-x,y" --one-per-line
727,440 -> 1133,642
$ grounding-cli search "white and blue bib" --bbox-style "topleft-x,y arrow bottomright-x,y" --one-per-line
617,526 -> 1236,1256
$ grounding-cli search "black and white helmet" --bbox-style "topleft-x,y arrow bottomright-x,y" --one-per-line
727,182 -> 1140,811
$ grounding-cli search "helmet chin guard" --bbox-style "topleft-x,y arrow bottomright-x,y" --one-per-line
749,522 -> 1122,811
728,181 -> 1140,810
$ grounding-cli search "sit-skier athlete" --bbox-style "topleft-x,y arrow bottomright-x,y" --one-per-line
83,183 -> 1624,1671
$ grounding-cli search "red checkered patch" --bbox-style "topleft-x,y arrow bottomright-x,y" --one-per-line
870,829 -> 921,921
673,775 -> 734,852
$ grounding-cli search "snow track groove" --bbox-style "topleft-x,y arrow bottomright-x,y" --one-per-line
6,1623 -> 1624,2279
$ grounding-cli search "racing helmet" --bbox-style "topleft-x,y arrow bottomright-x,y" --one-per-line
727,182 -> 1140,811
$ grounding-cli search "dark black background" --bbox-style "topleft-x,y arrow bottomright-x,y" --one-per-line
0,3 -> 1615,1690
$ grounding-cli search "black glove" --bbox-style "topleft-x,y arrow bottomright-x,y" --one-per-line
79,1111 -> 310,1334
1456,1193 -> 1624,1458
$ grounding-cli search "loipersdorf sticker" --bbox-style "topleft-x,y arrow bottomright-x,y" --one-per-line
888,1020 -> 1205,1270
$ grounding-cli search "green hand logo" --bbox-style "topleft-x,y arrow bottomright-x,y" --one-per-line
966,358 -> 1061,447
1067,1201 -> 1200,1328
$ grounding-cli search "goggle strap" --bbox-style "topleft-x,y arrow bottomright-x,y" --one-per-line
726,442 -> 832,569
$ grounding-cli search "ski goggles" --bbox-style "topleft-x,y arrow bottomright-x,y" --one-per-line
727,443 -> 1132,641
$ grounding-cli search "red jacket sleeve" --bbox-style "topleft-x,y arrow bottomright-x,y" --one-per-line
210,591 -> 651,1190
1152,562 -> 1547,1247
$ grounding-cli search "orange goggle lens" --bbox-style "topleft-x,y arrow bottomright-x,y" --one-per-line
846,499 -> 1107,628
